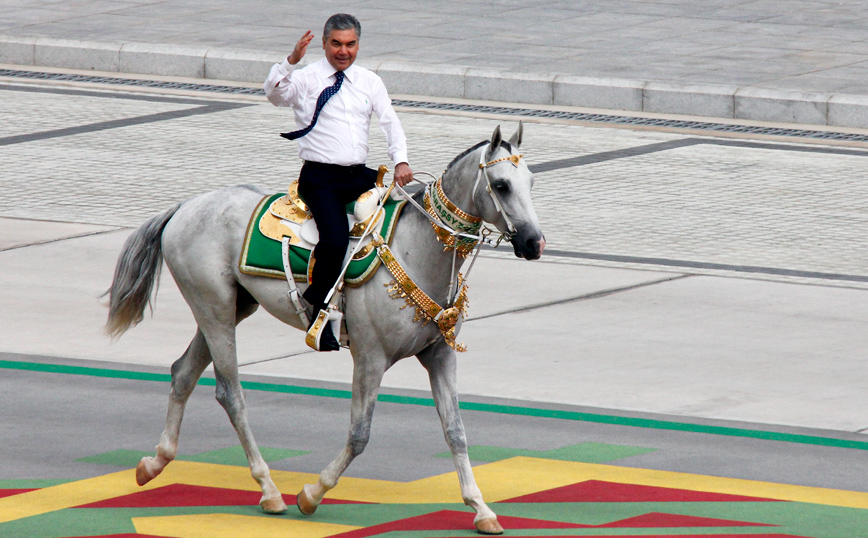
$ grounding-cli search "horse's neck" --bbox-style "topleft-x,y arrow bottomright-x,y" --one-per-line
440,149 -> 481,218
387,149 -> 481,300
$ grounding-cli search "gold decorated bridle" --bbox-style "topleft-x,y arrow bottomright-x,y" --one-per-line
472,150 -> 523,240
370,148 -> 525,351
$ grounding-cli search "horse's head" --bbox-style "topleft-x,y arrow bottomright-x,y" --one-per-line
470,123 -> 546,260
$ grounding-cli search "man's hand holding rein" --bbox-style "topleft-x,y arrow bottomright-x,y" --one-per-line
394,162 -> 414,187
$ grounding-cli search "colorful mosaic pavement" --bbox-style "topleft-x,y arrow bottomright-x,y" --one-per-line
2,444 -> 867,538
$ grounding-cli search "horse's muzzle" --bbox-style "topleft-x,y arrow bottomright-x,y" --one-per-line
511,230 -> 545,260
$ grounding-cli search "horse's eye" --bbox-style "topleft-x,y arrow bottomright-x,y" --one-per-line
494,181 -> 509,193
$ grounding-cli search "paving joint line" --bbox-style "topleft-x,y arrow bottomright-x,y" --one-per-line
0,81 -> 234,105
0,102 -> 250,147
0,228 -> 124,252
542,250 -> 868,284
530,137 -> 868,174
467,274 -> 692,322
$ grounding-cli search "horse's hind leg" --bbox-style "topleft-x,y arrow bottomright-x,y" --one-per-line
198,291 -> 287,514
135,290 -> 260,486
136,288 -> 285,512
136,329 -> 213,486
297,353 -> 387,515
418,343 -> 503,535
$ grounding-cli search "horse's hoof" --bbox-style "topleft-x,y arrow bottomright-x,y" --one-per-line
475,517 -> 504,535
296,484 -> 318,516
260,495 -> 288,514
135,457 -> 159,486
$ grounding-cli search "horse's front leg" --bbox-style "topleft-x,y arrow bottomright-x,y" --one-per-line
419,343 -> 503,535
297,353 -> 387,515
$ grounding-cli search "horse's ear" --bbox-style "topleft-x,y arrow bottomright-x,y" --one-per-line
487,125 -> 502,158
508,121 -> 523,148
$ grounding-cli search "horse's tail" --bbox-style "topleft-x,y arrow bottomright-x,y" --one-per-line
105,202 -> 183,339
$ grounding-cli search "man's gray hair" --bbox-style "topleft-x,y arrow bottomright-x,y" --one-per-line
323,13 -> 361,39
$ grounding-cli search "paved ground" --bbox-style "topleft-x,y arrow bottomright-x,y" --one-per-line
2,72 -> 868,537
1,0 -> 868,92
4,1 -> 868,125
2,3 -> 868,537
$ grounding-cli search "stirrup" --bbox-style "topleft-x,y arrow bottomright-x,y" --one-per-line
305,306 -> 343,351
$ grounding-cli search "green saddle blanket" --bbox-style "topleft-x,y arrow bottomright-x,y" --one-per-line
239,193 -> 406,286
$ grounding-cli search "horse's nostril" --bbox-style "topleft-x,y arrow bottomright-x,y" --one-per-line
525,237 -> 535,249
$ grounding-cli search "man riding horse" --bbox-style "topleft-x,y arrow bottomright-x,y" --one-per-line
264,13 -> 414,351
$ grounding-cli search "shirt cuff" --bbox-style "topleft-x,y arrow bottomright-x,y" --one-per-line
277,58 -> 295,75
392,152 -> 409,169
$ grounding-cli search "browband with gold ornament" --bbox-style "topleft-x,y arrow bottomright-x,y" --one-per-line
480,154 -> 523,169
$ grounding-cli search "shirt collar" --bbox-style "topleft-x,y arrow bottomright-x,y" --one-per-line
318,58 -> 356,84
339,63 -> 357,84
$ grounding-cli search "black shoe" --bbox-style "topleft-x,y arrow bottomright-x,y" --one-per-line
308,305 -> 340,352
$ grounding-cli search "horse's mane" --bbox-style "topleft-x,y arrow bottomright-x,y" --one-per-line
445,140 -> 514,172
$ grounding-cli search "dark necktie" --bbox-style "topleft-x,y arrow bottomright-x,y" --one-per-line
281,71 -> 345,141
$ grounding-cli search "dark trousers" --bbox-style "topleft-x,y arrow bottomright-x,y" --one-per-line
298,161 -> 377,307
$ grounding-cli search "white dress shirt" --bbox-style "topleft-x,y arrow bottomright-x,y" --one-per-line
264,57 -> 408,168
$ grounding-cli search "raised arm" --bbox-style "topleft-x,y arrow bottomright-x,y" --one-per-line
263,30 -> 314,107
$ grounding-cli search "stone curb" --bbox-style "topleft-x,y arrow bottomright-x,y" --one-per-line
3,34 -> 868,129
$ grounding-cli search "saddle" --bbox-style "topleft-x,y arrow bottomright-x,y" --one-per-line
239,167 -> 407,348
240,184 -> 405,286
258,178 -> 388,262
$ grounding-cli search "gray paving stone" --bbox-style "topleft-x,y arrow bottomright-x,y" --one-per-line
377,62 -> 467,99
734,87 -> 829,125
0,34 -> 35,65
643,82 -> 736,118
204,48 -> 282,83
553,75 -> 645,111
34,36 -> 120,72
827,93 -> 868,129
465,69 -> 555,105
119,42 -> 207,78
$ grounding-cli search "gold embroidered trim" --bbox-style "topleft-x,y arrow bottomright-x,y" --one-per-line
434,179 -> 481,224
424,179 -> 482,258
375,238 -> 468,352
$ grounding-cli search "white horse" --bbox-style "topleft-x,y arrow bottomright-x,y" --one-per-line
106,124 -> 544,535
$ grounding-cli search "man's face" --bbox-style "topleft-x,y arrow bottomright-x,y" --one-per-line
323,28 -> 359,72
